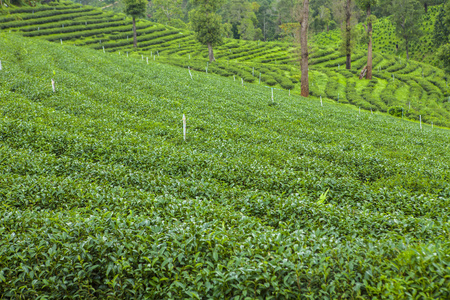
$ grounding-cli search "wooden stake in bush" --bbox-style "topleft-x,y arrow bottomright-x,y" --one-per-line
182,114 -> 186,141
51,79 -> 55,93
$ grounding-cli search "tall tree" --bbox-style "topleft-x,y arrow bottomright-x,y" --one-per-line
434,2 -> 450,47
298,0 -> 309,97
190,0 -> 224,62
356,0 -> 377,79
344,0 -> 353,69
391,0 -> 423,60
317,5 -> 331,32
331,0 -> 356,69
256,0 -> 276,41
123,0 -> 147,48
152,0 -> 183,23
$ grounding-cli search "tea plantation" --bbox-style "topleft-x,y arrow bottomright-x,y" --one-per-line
1,1 -> 450,128
1,31 -> 450,298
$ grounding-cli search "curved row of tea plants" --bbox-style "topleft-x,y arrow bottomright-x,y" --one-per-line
1,1 -> 449,126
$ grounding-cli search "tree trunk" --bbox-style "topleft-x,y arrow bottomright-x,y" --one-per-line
345,0 -> 352,69
424,2 -> 428,13
300,0 -> 309,97
263,14 -> 266,41
366,5 -> 373,79
406,40 -> 409,60
132,17 -> 137,48
207,42 -> 215,62
326,23 -> 329,32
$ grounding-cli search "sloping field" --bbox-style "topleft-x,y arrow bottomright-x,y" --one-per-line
1,1 -> 450,127
1,33 -> 450,298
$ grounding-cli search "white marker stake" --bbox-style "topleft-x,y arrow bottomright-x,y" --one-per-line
320,96 -> 323,107
289,89 -> 290,96
392,74 -> 394,82
241,78 -> 244,86
127,52 -> 129,57
409,101 -> 411,109
371,108 -> 373,114
259,73 -> 261,84
338,64 -> 340,69
206,67 -> 208,74
146,57 -> 148,64
432,121 -> 433,129
103,46 -> 105,53
188,67 -> 193,80
182,114 -> 186,141
154,56 -> 156,61
119,51 -> 120,55
60,39 -> 63,45
189,54 -> 190,60
0,60 -> 2,71
38,27 -> 40,31
271,88 -> 274,102
420,115 -> 422,129
51,79 -> 55,93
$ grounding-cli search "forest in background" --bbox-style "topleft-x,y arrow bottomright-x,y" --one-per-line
1,0 -> 449,71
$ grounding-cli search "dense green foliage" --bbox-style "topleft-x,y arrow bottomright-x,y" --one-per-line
1,32 -> 450,299
1,2 -> 450,127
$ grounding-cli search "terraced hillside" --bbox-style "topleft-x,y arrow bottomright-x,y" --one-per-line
1,32 -> 450,299
1,1 -> 450,128
315,4 -> 443,63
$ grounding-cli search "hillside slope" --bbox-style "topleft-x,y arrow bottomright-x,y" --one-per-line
1,33 -> 450,298
1,1 -> 450,127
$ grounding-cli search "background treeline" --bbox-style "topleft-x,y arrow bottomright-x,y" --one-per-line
2,0 -> 449,72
